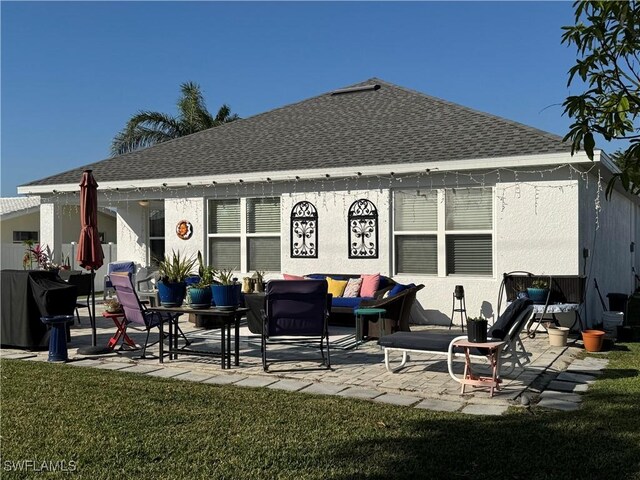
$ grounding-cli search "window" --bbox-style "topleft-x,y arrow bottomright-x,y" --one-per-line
445,189 -> 493,275
348,199 -> 378,258
290,201 -> 318,258
393,188 -> 493,276
149,202 -> 165,266
13,231 -> 38,243
207,197 -> 281,272
393,191 -> 437,274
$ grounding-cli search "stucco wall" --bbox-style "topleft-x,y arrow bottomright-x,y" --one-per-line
116,203 -> 148,266
281,189 -> 391,276
164,198 -> 206,263
579,173 -> 638,327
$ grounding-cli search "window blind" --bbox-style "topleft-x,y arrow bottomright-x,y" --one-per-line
209,238 -> 241,270
445,189 -> 492,230
394,191 -> 437,231
248,237 -> 281,271
446,234 -> 492,275
247,198 -> 280,233
208,199 -> 240,234
395,235 -> 437,274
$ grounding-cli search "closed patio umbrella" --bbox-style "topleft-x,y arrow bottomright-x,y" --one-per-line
76,169 -> 104,348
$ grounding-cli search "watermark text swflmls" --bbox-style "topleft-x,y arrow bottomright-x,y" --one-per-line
4,460 -> 78,472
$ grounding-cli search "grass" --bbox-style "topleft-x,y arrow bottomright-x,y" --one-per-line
1,345 -> 640,480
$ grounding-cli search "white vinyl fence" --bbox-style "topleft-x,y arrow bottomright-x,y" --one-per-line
1,242 -> 118,292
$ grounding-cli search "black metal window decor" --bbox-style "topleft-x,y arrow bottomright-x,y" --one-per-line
290,201 -> 318,258
348,199 -> 379,258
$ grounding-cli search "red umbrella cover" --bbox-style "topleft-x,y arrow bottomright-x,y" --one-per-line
77,170 -> 104,270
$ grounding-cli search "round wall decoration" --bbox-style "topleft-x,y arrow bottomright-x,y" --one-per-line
176,220 -> 193,240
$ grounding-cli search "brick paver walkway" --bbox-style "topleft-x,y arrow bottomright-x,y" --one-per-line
1,304 -> 602,415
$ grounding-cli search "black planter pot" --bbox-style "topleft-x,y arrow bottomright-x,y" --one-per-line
467,319 -> 488,343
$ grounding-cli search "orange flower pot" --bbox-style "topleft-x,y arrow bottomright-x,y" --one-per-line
582,329 -> 605,352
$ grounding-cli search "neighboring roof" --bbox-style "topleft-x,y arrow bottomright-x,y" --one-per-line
21,77 -> 571,189
0,196 -> 41,217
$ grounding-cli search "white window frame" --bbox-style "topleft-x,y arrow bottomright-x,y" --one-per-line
393,188 -> 495,277
207,197 -> 281,272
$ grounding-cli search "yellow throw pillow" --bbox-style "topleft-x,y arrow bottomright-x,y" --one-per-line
326,277 -> 348,298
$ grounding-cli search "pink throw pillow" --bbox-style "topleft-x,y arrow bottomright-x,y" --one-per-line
283,273 -> 305,280
360,273 -> 380,298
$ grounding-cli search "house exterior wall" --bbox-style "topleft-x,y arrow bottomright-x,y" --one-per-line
579,173 -> 638,327
164,197 -> 206,262
0,211 -> 40,243
281,189 -> 391,275
116,203 -> 148,266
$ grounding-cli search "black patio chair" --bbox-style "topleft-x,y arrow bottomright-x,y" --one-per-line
261,280 -> 332,371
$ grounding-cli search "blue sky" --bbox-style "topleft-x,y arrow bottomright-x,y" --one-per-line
2,1 -> 581,197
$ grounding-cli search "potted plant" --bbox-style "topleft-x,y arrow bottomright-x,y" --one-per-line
467,316 -> 488,343
188,251 -> 214,308
527,279 -> 550,304
104,298 -> 123,314
157,250 -> 197,307
211,267 -> 240,309
253,270 -> 266,293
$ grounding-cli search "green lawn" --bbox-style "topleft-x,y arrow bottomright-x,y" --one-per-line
1,346 -> 640,480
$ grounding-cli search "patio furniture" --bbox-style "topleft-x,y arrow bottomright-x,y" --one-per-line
103,261 -> 136,300
262,280 -> 332,371
379,298 -> 534,375
1,269 -> 61,349
102,311 -> 137,350
66,271 -> 95,325
354,307 -> 386,348
498,272 -> 585,336
449,337 -> 506,397
110,272 -> 181,359
136,269 -> 161,307
149,305 -> 246,369
359,284 -> 424,337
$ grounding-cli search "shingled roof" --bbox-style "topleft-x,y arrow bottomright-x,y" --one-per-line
22,78 -> 570,188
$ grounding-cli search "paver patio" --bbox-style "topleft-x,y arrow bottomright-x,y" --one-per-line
0,303 -> 598,415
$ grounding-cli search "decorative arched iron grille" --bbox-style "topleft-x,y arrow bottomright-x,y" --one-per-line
348,199 -> 378,258
290,201 -> 318,258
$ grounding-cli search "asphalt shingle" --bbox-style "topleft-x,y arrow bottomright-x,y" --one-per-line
20,78 -> 570,190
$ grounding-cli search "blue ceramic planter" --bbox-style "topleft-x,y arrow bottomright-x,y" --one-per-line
211,284 -> 241,308
527,287 -> 549,304
158,281 -> 187,307
188,286 -> 212,307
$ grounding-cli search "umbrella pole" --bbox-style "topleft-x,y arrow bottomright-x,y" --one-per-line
91,267 -> 97,346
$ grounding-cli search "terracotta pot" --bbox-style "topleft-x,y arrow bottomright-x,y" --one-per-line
582,329 -> 605,352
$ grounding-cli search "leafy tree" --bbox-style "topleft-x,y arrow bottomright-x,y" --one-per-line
111,81 -> 239,155
562,0 -> 640,196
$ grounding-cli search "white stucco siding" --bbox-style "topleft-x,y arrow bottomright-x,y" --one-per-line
496,180 -> 579,275
116,203 -> 148,266
580,175 -> 638,326
280,189 -> 391,276
164,198 -> 206,263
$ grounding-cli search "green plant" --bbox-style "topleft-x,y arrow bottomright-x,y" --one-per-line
158,250 -> 196,283
531,279 -> 549,289
195,251 -> 216,288
214,268 -> 236,285
467,316 -> 486,322
104,298 -> 122,313
253,270 -> 266,283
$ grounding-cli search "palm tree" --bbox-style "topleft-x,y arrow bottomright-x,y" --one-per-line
111,81 -> 239,156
